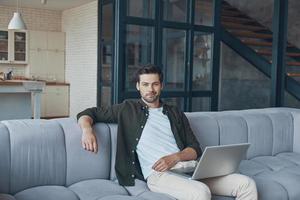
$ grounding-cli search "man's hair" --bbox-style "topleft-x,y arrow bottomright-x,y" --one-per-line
135,64 -> 164,83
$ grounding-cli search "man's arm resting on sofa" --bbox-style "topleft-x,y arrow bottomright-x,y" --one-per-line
78,115 -> 98,153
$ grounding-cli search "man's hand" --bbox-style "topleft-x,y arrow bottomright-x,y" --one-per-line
81,127 -> 98,153
78,115 -> 98,153
152,154 -> 180,172
152,147 -> 198,172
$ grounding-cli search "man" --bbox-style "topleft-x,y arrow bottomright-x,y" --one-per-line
77,64 -> 257,200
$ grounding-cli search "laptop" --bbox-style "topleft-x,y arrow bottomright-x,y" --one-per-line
171,143 -> 250,180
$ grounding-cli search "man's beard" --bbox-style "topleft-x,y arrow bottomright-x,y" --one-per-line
142,93 -> 159,103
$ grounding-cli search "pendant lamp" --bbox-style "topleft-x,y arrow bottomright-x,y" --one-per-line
8,0 -> 27,30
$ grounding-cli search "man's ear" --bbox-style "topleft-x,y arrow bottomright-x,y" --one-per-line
136,82 -> 140,91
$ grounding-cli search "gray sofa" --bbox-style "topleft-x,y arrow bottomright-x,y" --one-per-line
1,107 -> 300,200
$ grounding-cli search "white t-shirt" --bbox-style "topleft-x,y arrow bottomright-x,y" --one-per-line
136,107 -> 180,178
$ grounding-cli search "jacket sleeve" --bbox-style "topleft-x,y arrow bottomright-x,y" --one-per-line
77,103 -> 123,124
181,112 -> 203,159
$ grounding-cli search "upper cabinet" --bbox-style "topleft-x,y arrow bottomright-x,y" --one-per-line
29,30 -> 65,82
29,30 -> 65,51
0,29 -> 28,64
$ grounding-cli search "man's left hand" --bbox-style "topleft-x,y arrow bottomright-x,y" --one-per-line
152,154 -> 180,172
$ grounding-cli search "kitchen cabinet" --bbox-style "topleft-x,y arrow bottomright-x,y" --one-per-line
41,85 -> 69,118
0,29 -> 28,64
29,31 -> 65,82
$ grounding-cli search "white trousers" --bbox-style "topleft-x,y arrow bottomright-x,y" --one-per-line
147,163 -> 257,200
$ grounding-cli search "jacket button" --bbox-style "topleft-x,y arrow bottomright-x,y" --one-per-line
136,138 -> 139,141
132,150 -> 135,153
141,125 -> 144,128
132,161 -> 135,165
131,174 -> 135,178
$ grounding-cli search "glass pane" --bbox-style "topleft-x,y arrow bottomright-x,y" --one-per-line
192,97 -> 211,111
284,90 -> 300,108
162,29 -> 186,90
127,0 -> 155,19
101,3 -> 113,106
14,32 -> 26,61
125,25 -> 154,89
163,0 -> 187,22
162,97 -> 184,110
195,0 -> 214,26
101,86 -> 111,107
219,43 -> 271,110
0,31 -> 8,61
192,32 -> 213,90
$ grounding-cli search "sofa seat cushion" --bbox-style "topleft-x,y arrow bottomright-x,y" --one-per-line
97,195 -> 142,200
69,179 -> 128,200
14,186 -> 79,200
239,152 -> 300,200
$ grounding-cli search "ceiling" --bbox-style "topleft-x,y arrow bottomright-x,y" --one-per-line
0,0 -> 96,11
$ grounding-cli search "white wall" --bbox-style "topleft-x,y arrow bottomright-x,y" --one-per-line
62,1 -> 98,117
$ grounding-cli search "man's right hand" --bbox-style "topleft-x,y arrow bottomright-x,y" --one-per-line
78,115 -> 98,153
81,128 -> 98,153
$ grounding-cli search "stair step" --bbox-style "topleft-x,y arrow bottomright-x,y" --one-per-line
270,61 -> 300,66
241,39 -> 293,47
287,62 -> 300,66
256,49 -> 300,57
229,30 -> 273,39
221,16 -> 256,23
287,73 -> 300,77
222,22 -> 267,31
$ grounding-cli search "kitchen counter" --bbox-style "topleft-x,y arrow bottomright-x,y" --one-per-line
0,80 -> 46,120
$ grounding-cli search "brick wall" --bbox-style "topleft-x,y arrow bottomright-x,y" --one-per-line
0,5 -> 61,31
62,1 -> 98,117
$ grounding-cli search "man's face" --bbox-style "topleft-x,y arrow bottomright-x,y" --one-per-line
136,73 -> 163,104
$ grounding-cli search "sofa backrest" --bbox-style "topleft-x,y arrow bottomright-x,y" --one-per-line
186,108 -> 300,159
0,118 -> 112,195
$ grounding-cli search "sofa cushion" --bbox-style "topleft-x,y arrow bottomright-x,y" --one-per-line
239,152 -> 300,200
14,186 -> 79,200
2,120 -> 66,194
0,123 -> 10,194
56,118 -> 111,186
97,195 -> 141,200
186,110 -> 295,160
69,179 -> 128,200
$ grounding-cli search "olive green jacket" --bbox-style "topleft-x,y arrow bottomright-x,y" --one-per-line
77,99 -> 202,186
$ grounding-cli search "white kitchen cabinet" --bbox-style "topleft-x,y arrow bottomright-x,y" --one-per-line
29,49 -> 47,78
41,85 -> 69,118
29,30 -> 47,50
47,32 -> 65,51
46,51 -> 65,82
28,31 -> 65,82
0,29 -> 28,64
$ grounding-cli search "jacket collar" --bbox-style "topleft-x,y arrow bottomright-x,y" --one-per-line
138,99 -> 169,114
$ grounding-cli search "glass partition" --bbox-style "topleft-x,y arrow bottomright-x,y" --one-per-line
125,25 -> 154,89
195,0 -> 214,26
162,28 -> 186,90
127,0 -> 155,18
193,32 -> 213,90
163,0 -> 187,22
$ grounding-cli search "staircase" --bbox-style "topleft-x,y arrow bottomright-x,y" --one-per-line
221,1 -> 300,100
